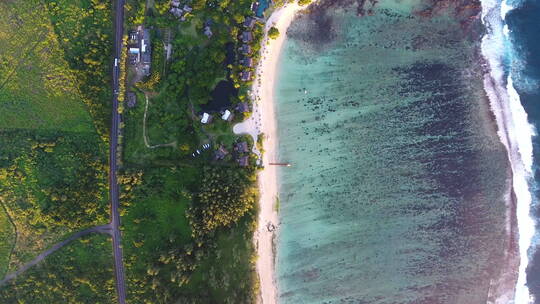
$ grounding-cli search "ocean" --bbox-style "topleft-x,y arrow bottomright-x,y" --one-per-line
272,0 -> 540,302
502,0 -> 540,302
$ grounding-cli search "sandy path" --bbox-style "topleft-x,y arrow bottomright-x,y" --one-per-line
233,2 -> 308,304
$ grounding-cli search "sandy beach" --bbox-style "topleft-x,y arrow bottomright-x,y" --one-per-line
233,2 -> 307,303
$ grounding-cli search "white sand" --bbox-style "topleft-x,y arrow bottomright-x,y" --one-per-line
233,2 -> 308,303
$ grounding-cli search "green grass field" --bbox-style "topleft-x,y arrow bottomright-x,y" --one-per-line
0,207 -> 15,278
123,89 -> 199,166
0,0 -> 112,275
181,211 -> 258,303
0,0 -> 95,132
122,165 -> 258,303
0,233 -> 116,304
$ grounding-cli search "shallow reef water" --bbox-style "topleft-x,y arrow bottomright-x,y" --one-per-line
274,0 -> 512,303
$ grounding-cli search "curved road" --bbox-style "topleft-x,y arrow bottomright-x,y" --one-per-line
0,225 -> 112,287
110,0 -> 127,303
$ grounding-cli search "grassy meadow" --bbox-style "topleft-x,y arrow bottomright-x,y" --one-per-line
0,234 -> 116,304
0,0 -> 112,276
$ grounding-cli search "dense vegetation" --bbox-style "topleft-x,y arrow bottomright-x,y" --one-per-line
299,0 -> 313,6
121,0 -> 267,302
45,0 -> 114,140
0,234 -> 116,303
188,166 -> 258,238
0,0 -> 112,275
0,130 -> 109,271
268,26 -> 280,39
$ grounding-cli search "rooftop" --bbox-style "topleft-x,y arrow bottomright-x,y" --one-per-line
244,17 -> 256,28
242,31 -> 253,43
237,155 -> 249,167
235,141 -> 249,153
215,146 -> 229,160
201,112 -> 212,124
243,57 -> 253,67
241,71 -> 252,82
241,44 -> 252,55
221,110 -> 233,121
236,102 -> 250,113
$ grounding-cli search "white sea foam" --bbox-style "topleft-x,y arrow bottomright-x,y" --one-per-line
500,1 -> 513,20
481,0 -> 536,303
503,24 -> 510,37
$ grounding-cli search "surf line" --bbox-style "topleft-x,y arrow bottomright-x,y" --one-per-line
480,0 -> 536,302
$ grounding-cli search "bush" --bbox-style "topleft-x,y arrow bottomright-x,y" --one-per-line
268,27 -> 280,40
298,0 -> 313,6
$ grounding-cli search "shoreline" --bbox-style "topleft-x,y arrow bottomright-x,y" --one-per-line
233,2 -> 308,304
480,0 -> 534,302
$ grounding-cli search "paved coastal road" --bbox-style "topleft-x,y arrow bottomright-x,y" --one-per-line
110,0 -> 127,303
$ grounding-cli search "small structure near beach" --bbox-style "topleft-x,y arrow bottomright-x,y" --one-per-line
251,2 -> 260,14
242,57 -> 254,68
215,146 -> 229,160
241,44 -> 252,55
201,112 -> 212,124
241,71 -> 252,82
237,155 -> 249,167
242,31 -> 253,43
236,102 -> 250,113
235,141 -> 249,153
221,110 -> 233,121
244,17 -> 256,29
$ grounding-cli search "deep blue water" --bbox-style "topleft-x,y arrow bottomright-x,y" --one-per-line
507,0 -> 540,301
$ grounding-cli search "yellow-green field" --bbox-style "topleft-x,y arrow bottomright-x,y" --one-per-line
0,234 -> 116,303
0,0 -> 112,276
0,0 -> 94,132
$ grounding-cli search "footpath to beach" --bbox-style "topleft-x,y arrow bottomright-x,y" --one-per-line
233,2 -> 308,303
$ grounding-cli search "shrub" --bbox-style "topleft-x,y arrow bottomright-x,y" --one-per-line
268,27 -> 280,40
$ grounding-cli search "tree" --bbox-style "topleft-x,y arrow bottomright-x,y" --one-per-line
268,26 -> 279,40
187,166 -> 257,238
298,0 -> 312,6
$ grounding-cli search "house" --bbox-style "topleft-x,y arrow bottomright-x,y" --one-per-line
244,17 -> 256,29
237,155 -> 249,167
140,28 -> 152,75
236,102 -> 250,113
204,25 -> 213,38
215,146 -> 229,160
169,2 -> 191,20
242,31 -> 253,43
129,31 -> 139,43
221,110 -> 233,121
235,141 -> 249,153
251,2 -> 260,13
201,112 -> 212,124
170,7 -> 183,17
128,47 -> 140,63
127,92 -> 137,108
242,57 -> 253,68
241,71 -> 252,82
241,44 -> 252,55
141,29 -> 151,64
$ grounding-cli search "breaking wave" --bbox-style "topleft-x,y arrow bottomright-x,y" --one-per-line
480,0 -> 537,302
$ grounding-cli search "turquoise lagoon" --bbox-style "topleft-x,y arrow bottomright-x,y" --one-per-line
274,0 -> 512,303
